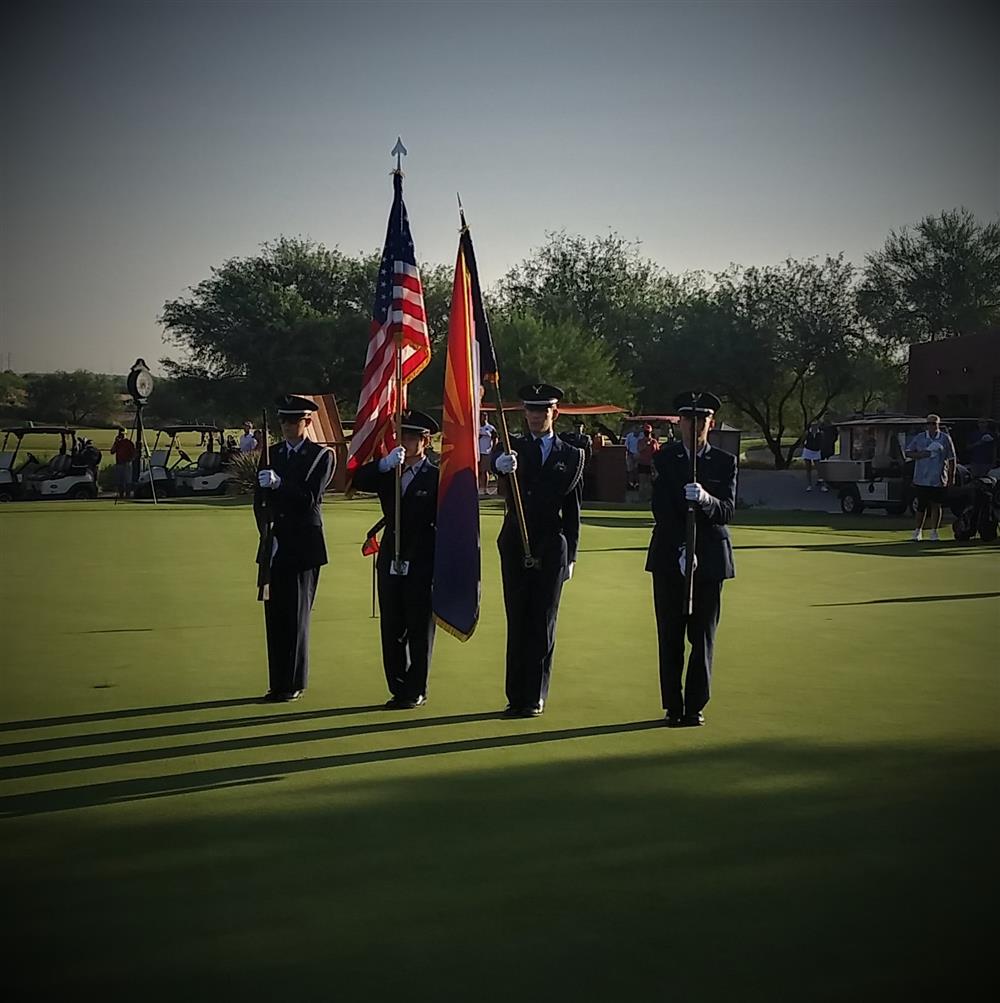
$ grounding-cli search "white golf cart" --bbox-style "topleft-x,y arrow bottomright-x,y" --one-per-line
0,425 -> 99,501
818,415 -> 975,516
134,424 -> 234,498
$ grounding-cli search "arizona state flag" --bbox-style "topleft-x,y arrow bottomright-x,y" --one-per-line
432,239 -> 481,639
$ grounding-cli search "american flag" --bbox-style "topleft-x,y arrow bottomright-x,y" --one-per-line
346,170 -> 430,486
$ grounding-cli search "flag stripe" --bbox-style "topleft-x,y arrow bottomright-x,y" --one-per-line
345,172 -> 430,488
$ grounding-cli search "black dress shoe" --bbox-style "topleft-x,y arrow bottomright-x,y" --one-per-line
521,701 -> 544,718
387,694 -> 426,710
502,703 -> 522,718
265,690 -> 302,703
681,712 -> 705,727
664,713 -> 684,728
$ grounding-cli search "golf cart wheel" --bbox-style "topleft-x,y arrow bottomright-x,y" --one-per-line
69,485 -> 93,500
979,517 -> 998,543
0,490 -> 13,503
840,489 -> 863,515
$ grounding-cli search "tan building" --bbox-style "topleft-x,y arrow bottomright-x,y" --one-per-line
907,329 -> 1000,419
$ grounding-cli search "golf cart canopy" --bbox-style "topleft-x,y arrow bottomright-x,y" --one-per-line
833,414 -> 991,429
1,425 -> 77,436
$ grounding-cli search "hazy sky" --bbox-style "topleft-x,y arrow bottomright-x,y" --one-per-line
2,0 -> 997,374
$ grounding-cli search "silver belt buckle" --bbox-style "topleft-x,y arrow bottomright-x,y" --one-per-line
390,559 -> 410,576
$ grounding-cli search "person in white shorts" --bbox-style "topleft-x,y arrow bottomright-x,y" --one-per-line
802,423 -> 827,491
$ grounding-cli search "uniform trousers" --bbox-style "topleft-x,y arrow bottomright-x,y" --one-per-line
264,566 -> 320,694
651,573 -> 723,717
377,571 -> 435,700
499,537 -> 566,708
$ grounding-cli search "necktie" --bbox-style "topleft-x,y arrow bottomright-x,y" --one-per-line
532,437 -> 544,467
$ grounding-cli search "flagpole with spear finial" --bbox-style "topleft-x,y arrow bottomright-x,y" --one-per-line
391,137 -> 407,576
457,195 -> 536,569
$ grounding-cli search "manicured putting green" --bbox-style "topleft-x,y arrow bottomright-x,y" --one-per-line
1,499 -> 996,999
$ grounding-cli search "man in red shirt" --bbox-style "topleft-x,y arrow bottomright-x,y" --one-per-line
109,427 -> 136,499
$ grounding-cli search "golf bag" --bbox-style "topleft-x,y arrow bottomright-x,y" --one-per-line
953,476 -> 1000,542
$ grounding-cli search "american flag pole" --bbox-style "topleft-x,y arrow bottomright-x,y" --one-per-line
391,139 -> 406,574
345,139 -> 429,521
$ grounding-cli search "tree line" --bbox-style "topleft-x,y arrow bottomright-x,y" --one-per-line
6,208 -> 998,468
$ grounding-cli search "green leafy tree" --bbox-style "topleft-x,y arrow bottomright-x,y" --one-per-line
24,370 -> 119,425
159,237 -> 453,418
0,370 -> 27,411
670,257 -> 863,468
497,232 -> 676,382
488,313 -> 634,414
858,208 -> 1000,343
833,340 -> 906,416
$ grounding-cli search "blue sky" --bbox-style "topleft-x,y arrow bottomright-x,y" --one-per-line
2,0 -> 997,373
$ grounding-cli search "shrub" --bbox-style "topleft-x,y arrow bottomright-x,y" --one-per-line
227,450 -> 260,495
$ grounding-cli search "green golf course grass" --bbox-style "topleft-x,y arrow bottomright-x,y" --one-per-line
1,498 -> 996,1000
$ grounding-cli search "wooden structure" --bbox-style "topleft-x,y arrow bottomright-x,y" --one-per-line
298,393 -> 350,493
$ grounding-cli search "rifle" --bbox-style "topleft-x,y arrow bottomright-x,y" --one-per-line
684,418 -> 697,616
256,408 -> 274,601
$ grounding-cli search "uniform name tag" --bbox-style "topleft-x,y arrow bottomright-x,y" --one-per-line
390,559 -> 410,576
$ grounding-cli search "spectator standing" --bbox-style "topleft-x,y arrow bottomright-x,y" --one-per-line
239,421 -> 259,453
109,428 -> 136,499
624,424 -> 642,490
636,424 -> 660,500
801,422 -> 828,492
905,414 -> 956,542
967,421 -> 997,477
478,412 -> 498,494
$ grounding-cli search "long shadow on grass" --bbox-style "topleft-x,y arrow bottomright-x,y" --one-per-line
582,515 -> 654,529
0,697 -> 274,733
732,540 -> 983,558
814,591 -> 1000,607
0,711 -> 509,780
4,741 -> 996,1000
0,719 -> 663,816
0,704 -> 394,756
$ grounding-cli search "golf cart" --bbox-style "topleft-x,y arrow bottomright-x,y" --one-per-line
134,425 -> 234,498
0,425 -> 99,501
817,415 -> 975,516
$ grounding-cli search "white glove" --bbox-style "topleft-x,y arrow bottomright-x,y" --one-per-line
496,451 -> 518,474
566,562 -> 575,581
258,469 -> 281,489
678,546 -> 699,576
379,446 -> 406,472
684,482 -> 711,507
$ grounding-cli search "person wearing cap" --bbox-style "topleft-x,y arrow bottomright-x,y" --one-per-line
904,414 -> 956,542
636,423 -> 660,500
254,394 -> 336,702
491,382 -> 585,718
239,420 -> 259,453
109,426 -> 136,498
353,410 -> 440,709
646,391 -> 737,727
